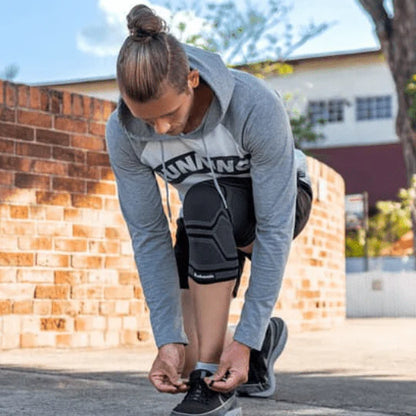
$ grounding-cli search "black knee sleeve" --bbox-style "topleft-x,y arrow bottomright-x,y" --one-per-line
183,182 -> 239,285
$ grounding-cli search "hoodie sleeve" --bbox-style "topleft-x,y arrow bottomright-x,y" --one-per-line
233,92 -> 296,351
105,111 -> 187,348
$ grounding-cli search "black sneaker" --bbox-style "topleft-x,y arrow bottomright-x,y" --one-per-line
171,369 -> 242,416
237,317 -> 288,398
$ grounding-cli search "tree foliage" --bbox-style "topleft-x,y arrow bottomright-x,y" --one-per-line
357,0 -> 416,251
346,185 -> 412,257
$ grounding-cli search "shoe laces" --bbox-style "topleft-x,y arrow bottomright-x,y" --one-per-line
185,371 -> 215,404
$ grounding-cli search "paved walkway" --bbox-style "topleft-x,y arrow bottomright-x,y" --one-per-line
0,318 -> 415,415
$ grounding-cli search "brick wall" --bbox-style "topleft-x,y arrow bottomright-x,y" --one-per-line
0,80 -> 345,349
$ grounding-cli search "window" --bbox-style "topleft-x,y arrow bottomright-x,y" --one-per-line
356,96 -> 392,121
308,99 -> 345,124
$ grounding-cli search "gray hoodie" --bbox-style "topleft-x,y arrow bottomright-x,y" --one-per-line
106,44 -> 306,350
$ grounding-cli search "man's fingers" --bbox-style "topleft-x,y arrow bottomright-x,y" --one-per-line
150,373 -> 187,394
208,371 -> 245,393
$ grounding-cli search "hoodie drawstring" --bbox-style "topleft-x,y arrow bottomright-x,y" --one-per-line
202,136 -> 228,209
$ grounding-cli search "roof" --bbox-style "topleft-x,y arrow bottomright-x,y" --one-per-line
32,47 -> 382,87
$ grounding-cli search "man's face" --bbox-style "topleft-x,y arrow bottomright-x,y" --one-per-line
123,77 -> 197,136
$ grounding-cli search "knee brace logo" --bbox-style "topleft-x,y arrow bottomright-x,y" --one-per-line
193,272 -> 215,279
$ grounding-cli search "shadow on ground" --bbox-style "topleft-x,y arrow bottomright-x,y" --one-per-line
0,366 -> 414,416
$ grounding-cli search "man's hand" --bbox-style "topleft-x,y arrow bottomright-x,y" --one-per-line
204,340 -> 250,393
149,343 -> 188,394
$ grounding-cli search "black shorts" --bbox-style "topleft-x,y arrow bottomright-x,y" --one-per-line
174,176 -> 312,295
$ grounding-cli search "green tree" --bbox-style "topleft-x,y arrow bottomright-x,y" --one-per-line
357,0 -> 416,251
165,0 -> 329,148
346,186 -> 412,257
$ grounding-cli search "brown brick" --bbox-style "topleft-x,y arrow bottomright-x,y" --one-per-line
13,300 -> 33,314
0,188 -> 37,204
55,116 -> 87,134
41,318 -> 66,331
88,121 -> 106,137
53,177 -> 85,193
36,128 -> 70,146
17,269 -> 54,283
91,99 -> 103,121
119,272 -> 139,285
103,101 -> 116,120
72,94 -> 84,117
35,285 -> 69,299
5,82 -> 17,107
121,330 -> 140,345
55,238 -> 87,252
74,316 -> 92,331
53,146 -> 85,163
17,110 -> 52,128
87,181 -> 115,195
72,255 -> 103,269
72,285 -> 103,300
104,198 -> 120,211
87,151 -> 110,166
36,253 -> 69,268
71,134 -> 105,151
0,268 -> 16,283
0,80 -> 3,105
10,205 -> 29,219
134,286 -> 143,299
29,87 -> 41,109
62,92 -> 72,115
33,300 -> 52,315
18,85 -> 29,107
100,167 -> 115,181
45,206 -> 63,221
55,270 -> 85,285
18,237 -> 52,251
16,142 -> 52,158
0,300 -> 12,315
56,334 -> 72,347
15,173 -> 50,190
68,164 -> 100,180
50,90 -> 63,114
33,160 -> 67,175
89,241 -> 119,254
0,121 -> 34,141
80,301 -> 99,315
0,171 -> 14,186
0,155 -> 33,172
0,138 -> 14,153
0,107 -> 16,122
71,194 -> 102,209
36,222 -> 71,237
104,286 -> 133,300
40,88 -> 50,112
36,191 -> 71,206
0,252 -> 34,266
73,225 -> 105,239
51,300 -> 80,316
83,96 -> 91,119
20,333 -> 38,348
105,256 -> 135,269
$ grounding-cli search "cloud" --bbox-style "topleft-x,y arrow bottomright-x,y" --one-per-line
77,0 -> 210,57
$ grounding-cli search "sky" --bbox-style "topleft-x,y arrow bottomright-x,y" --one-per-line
0,0 -> 381,85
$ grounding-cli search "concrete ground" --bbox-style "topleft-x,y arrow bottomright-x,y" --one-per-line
0,318 -> 415,416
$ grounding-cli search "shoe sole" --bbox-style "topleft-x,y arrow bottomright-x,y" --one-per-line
171,396 -> 242,416
243,317 -> 288,398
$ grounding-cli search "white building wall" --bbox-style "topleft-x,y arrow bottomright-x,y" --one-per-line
266,56 -> 399,148
347,272 -> 416,317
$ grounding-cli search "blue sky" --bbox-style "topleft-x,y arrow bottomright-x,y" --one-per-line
0,0 -> 380,84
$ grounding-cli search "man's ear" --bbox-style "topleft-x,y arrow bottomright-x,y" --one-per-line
187,69 -> 200,89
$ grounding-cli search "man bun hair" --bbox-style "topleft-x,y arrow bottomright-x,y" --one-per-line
127,4 -> 167,40
117,4 -> 189,103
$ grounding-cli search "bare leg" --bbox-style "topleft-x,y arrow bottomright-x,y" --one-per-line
181,290 -> 199,378
189,279 -> 235,364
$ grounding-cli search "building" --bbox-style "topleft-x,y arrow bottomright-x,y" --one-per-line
34,48 -> 407,207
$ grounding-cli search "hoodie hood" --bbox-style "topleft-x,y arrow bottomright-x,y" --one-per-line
117,44 -> 235,142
